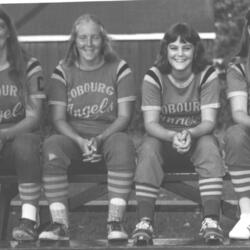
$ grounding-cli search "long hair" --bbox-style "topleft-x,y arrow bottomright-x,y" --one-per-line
237,9 -> 250,58
64,13 -> 118,67
155,23 -> 208,74
0,7 -> 28,85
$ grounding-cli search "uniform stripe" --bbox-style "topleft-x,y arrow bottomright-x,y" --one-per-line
228,91 -> 247,99
229,170 -> 250,176
199,184 -> 223,190
201,103 -> 220,110
30,93 -> 46,99
108,171 -> 134,178
200,66 -> 216,87
116,60 -> 131,82
44,183 -> 69,190
200,191 -> 222,196
117,96 -> 136,103
141,105 -> 161,111
108,187 -> 131,194
199,178 -> 223,184
230,63 -> 245,77
49,100 -> 67,106
145,67 -> 162,90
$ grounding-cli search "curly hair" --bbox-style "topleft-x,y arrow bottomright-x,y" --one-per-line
64,13 -> 118,67
155,22 -> 208,74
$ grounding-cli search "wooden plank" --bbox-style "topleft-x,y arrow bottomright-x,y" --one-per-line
4,238 -> 250,249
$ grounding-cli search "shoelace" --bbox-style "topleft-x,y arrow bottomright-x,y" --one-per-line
136,220 -> 152,231
201,218 -> 218,230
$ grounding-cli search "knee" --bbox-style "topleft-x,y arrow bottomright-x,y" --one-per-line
12,133 -> 40,156
224,125 -> 246,149
43,134 -> 65,155
106,132 -> 135,155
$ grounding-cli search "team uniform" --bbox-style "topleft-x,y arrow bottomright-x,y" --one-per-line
41,58 -> 136,240
224,58 -> 250,239
133,65 -> 225,244
1,57 -> 45,241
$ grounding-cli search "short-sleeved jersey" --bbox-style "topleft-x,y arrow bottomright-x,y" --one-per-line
226,57 -> 250,112
141,65 -> 220,131
48,59 -> 136,137
0,57 -> 45,129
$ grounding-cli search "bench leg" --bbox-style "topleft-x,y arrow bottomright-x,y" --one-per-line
0,183 -> 18,240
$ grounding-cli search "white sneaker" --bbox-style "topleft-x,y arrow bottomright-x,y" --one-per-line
229,214 -> 250,240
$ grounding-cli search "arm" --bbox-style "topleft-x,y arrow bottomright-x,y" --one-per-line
90,101 -> 135,149
229,95 -> 250,127
143,109 -> 177,142
188,107 -> 217,138
0,97 -> 43,141
52,104 -> 91,156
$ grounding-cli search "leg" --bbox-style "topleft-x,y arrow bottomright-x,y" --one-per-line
8,133 -> 42,241
39,134 -> 81,241
224,125 -> 250,239
102,132 -> 136,242
191,135 -> 225,243
132,136 -> 164,246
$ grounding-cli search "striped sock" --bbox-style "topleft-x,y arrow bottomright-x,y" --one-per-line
199,177 -> 223,219
135,183 -> 159,221
18,183 -> 41,221
229,168 -> 250,199
43,174 -> 69,207
107,170 -> 134,201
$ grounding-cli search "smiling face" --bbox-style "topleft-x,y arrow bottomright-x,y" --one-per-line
0,18 -> 9,50
167,36 -> 194,75
75,19 -> 103,66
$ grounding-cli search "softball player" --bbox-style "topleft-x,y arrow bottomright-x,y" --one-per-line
0,8 -> 45,241
132,22 -> 225,245
38,14 -> 136,242
224,9 -> 250,240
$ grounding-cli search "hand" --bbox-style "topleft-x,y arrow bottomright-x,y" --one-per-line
76,137 -> 93,160
177,130 -> 192,154
173,130 -> 192,154
88,136 -> 102,153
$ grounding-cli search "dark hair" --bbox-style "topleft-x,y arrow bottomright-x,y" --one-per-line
0,7 -> 28,84
236,9 -> 250,57
155,23 -> 208,74
64,13 -> 118,67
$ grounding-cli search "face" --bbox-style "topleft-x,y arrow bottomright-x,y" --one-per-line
75,20 -> 103,65
167,36 -> 194,73
0,18 -> 9,50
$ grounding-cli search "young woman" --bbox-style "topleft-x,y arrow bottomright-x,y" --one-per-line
224,10 -> 250,240
38,14 -> 136,241
132,23 -> 225,245
0,8 -> 45,241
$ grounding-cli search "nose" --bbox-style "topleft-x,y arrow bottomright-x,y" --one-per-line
177,48 -> 184,56
87,37 -> 92,46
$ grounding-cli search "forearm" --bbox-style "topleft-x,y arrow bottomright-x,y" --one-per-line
232,111 -> 250,128
1,116 -> 40,141
145,122 -> 176,142
54,119 -> 82,144
97,115 -> 130,142
188,120 -> 215,138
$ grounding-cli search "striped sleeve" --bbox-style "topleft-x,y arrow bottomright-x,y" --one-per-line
48,63 -> 67,106
226,63 -> 248,99
116,60 -> 136,103
199,66 -> 221,110
141,67 -> 162,111
26,57 -> 46,99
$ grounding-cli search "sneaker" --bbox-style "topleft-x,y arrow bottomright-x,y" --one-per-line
39,222 -> 69,241
107,221 -> 128,242
132,218 -> 154,246
199,217 -> 224,244
229,215 -> 250,240
12,218 -> 38,241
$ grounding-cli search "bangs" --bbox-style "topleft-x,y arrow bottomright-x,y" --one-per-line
165,23 -> 200,45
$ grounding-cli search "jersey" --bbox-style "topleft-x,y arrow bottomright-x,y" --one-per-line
48,59 -> 136,137
141,65 -> 220,131
0,57 -> 45,129
226,57 -> 250,112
